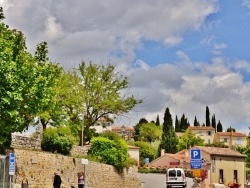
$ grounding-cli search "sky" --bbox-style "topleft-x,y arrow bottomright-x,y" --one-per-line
1,0 -> 250,133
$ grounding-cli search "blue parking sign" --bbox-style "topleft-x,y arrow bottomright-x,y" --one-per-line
190,148 -> 202,169
190,148 -> 201,160
9,153 -> 15,175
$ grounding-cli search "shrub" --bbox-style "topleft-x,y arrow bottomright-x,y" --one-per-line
41,126 -> 74,155
88,136 -> 132,172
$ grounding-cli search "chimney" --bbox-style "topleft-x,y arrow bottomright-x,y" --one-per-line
161,149 -> 165,156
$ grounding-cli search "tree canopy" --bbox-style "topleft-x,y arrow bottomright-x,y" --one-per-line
0,10 -> 61,147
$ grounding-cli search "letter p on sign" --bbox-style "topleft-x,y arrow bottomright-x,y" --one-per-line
190,148 -> 201,160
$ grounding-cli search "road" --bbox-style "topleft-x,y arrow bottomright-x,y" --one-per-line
137,173 -> 194,188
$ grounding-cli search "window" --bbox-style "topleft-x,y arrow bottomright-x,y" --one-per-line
219,169 -> 224,184
198,131 -> 202,135
236,138 -> 242,145
234,170 -> 238,183
207,131 -> 211,136
223,138 -> 228,142
208,139 -> 211,144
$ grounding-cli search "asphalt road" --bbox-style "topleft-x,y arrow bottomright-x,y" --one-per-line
137,173 -> 194,188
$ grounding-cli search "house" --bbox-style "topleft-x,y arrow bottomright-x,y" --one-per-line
147,146 -> 246,188
187,126 -> 215,144
111,125 -> 135,140
213,131 -> 247,147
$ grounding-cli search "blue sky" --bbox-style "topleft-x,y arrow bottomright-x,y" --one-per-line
1,0 -> 250,133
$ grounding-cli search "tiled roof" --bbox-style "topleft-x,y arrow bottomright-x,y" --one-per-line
197,146 -> 246,158
111,125 -> 134,131
215,132 -> 246,137
188,126 -> 215,130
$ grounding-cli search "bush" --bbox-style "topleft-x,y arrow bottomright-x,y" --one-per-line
41,126 -> 74,155
88,136 -> 132,172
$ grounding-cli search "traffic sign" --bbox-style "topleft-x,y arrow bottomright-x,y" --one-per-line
190,148 -> 202,169
9,153 -> 15,175
190,148 -> 201,160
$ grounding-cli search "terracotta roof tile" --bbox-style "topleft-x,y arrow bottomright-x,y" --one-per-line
187,126 -> 215,130
215,132 -> 246,137
197,146 -> 246,158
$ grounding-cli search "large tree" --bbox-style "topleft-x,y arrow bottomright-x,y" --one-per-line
139,122 -> 161,143
194,116 -> 200,127
158,107 -> 178,154
0,9 -> 61,148
78,62 -> 142,144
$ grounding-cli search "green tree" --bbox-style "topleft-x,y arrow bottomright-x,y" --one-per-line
245,127 -> 250,167
158,108 -> 178,154
194,116 -> 200,127
78,62 -> 142,144
134,118 -> 148,141
177,129 -> 205,151
133,141 -> 157,166
217,121 -> 223,132
206,106 -> 210,127
211,114 -> 216,131
226,126 -> 236,132
175,115 -> 180,132
139,122 -> 161,143
180,114 -> 190,131
0,10 -> 61,148
156,115 -> 160,126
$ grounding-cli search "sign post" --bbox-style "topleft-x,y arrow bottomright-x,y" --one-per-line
9,153 -> 15,188
81,158 -> 88,187
190,148 -> 202,169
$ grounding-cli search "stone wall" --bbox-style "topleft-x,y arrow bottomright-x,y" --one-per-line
11,134 -> 41,150
12,149 -> 141,188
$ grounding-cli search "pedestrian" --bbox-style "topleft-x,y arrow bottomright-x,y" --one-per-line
78,172 -> 85,188
53,172 -> 62,188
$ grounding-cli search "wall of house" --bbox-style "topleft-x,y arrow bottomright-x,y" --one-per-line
10,149 -> 141,188
210,155 -> 245,187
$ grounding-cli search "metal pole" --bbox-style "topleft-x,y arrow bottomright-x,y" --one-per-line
84,164 -> 86,187
81,113 -> 84,146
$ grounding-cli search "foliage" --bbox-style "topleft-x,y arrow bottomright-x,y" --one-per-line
226,126 -> 236,132
78,62 -> 142,144
41,126 -> 75,155
179,114 -> 190,131
88,136 -> 133,171
0,10 -> 61,147
194,116 -> 200,127
133,141 -> 157,166
134,118 -> 148,141
175,115 -> 180,131
245,127 -> 250,167
158,107 -> 178,155
156,115 -> 160,126
217,121 -> 223,132
99,130 -> 122,141
177,129 -> 205,151
211,114 -> 216,130
139,122 -> 161,143
205,142 -> 228,148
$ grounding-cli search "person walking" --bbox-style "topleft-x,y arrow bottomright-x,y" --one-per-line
53,172 -> 62,188
78,172 -> 85,188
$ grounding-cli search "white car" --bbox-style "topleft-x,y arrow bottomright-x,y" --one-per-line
166,168 -> 187,188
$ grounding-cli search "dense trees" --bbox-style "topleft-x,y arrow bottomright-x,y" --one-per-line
206,106 -> 210,127
139,122 -> 161,143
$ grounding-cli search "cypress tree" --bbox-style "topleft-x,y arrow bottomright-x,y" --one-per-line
180,114 -> 190,131
156,115 -> 160,126
211,114 -> 216,131
175,115 -> 180,132
194,116 -> 199,126
206,106 -> 210,127
158,107 -> 178,155
217,120 -> 223,132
